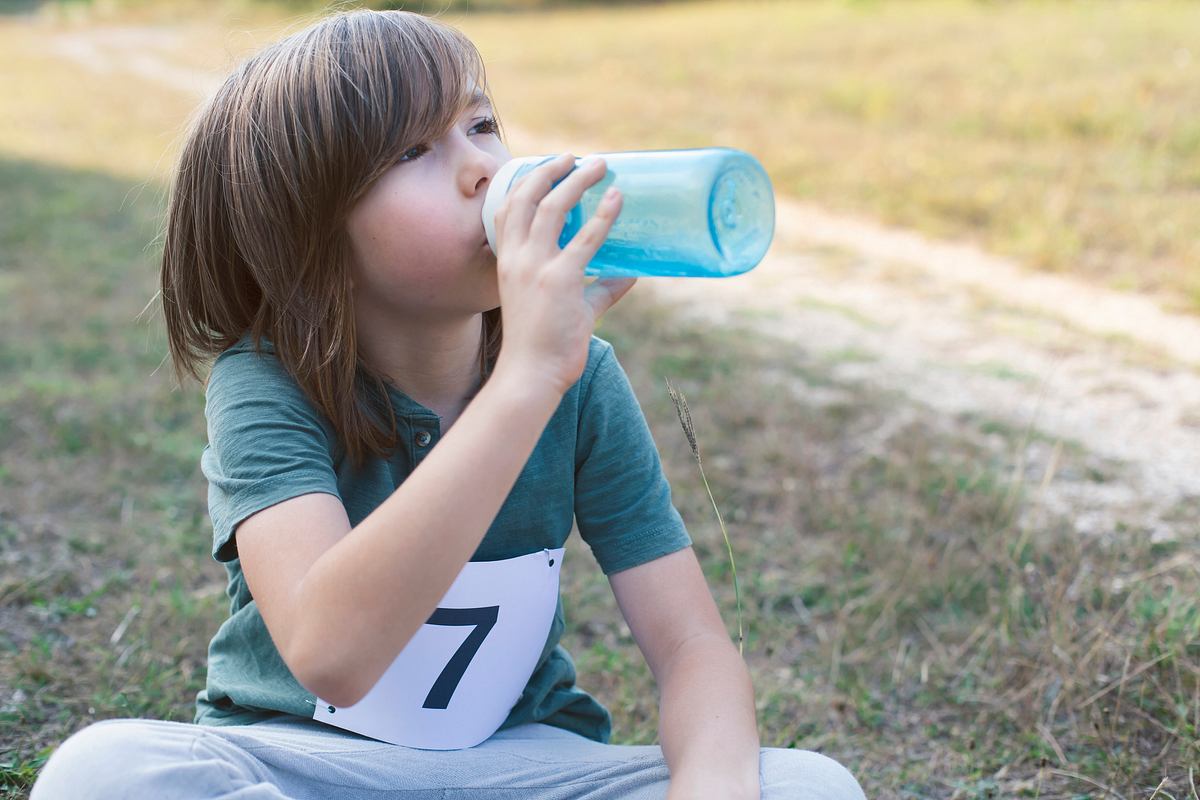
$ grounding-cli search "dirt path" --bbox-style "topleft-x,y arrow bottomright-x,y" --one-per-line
488,123 -> 1200,542
47,23 -> 1200,542
643,233 -> 1200,540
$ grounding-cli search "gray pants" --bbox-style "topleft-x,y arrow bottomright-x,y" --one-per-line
29,715 -> 866,799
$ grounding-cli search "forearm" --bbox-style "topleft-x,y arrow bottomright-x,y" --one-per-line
659,634 -> 761,798
296,364 -> 561,706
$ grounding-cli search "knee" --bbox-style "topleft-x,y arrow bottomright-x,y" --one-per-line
31,719 -> 190,800
760,747 -> 867,800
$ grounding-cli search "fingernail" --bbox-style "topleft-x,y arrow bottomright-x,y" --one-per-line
579,155 -> 604,169
603,186 -> 620,201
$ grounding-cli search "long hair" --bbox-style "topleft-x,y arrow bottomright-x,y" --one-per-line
160,9 -> 504,469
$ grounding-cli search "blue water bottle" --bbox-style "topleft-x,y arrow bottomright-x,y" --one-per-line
482,148 -> 775,278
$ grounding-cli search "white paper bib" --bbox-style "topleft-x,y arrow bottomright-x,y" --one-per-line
313,546 -> 564,750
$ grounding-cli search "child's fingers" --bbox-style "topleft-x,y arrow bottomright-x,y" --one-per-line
527,156 -> 608,247
498,153 -> 576,245
558,186 -> 622,268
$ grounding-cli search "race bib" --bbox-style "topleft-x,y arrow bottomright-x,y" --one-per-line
313,547 -> 564,750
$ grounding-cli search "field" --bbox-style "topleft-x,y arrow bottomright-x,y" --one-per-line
2,1 -> 1197,798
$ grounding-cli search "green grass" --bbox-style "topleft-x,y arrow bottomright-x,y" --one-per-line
0,24 -> 224,798
2,3 -> 1198,798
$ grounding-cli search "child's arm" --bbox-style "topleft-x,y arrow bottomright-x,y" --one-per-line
237,368 -> 561,707
235,153 -> 634,709
610,549 -> 761,799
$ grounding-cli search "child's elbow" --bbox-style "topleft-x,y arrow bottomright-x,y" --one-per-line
311,680 -> 369,711
287,637 -> 371,710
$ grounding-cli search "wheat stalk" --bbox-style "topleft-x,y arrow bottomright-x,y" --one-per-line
664,377 -> 745,656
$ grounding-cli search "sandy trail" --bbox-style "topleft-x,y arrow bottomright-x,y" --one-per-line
46,23 -> 1200,541
485,122 -> 1200,541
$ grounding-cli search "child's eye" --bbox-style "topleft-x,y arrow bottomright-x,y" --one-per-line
472,116 -> 501,137
398,144 -> 429,163
396,118 -> 498,165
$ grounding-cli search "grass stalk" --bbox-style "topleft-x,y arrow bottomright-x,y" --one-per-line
664,377 -> 744,656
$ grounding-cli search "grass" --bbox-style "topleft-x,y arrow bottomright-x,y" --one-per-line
451,0 -> 1200,313
0,20 -> 228,798
586,296 -> 1200,797
1,2 -> 1198,798
665,376 -> 746,656
26,0 -> 1200,310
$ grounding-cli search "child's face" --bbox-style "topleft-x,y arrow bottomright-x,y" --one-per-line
346,96 -> 510,323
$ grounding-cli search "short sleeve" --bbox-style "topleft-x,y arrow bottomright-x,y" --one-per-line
201,345 -> 342,563
574,341 -> 692,576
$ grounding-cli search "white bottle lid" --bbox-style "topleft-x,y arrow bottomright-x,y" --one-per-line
481,155 -> 560,254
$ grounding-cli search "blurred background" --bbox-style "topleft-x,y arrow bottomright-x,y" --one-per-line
1,1 -> 1197,797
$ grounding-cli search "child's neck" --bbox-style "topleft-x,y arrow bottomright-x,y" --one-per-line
358,313 -> 484,423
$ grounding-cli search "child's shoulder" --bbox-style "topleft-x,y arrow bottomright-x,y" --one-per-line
209,332 -> 290,384
211,330 -> 277,366
205,332 -> 313,413
203,333 -> 339,454
586,333 -> 615,363
580,333 -> 620,388
575,333 -> 642,409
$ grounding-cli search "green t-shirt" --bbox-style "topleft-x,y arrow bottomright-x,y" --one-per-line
195,332 -> 693,744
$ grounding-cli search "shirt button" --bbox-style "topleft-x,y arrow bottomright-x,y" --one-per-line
415,430 -> 432,447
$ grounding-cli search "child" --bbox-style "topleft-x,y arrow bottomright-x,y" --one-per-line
31,9 -> 864,799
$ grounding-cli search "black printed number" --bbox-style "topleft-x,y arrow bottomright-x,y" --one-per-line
421,606 -> 500,709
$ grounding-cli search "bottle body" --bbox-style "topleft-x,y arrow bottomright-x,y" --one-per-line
482,148 -> 775,278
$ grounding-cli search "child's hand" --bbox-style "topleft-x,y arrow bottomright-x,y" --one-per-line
490,152 -> 637,397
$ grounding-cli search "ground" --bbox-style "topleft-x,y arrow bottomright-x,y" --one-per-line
2,8 -> 1196,799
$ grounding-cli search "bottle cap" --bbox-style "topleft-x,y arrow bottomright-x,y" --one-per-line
482,155 -> 559,254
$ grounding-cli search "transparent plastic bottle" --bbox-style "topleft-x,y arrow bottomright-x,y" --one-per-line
482,148 -> 775,278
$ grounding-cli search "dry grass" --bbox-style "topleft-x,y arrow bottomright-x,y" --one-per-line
453,0 -> 1200,312
1,3 -> 1197,799
30,0 -> 1200,308
665,376 -> 745,656
580,293 -> 1200,797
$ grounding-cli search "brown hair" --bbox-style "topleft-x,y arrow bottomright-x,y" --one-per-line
160,8 -> 504,469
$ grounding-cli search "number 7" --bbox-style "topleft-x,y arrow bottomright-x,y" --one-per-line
422,605 -> 500,709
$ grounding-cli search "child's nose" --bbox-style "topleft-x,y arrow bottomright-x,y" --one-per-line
464,151 -> 500,196
474,169 -> 491,194
468,157 -> 496,194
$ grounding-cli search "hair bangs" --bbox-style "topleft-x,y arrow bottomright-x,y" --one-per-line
339,10 -> 495,172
